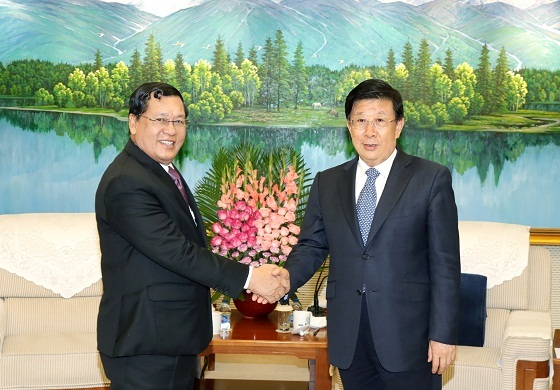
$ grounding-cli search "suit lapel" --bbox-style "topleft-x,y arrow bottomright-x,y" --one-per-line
124,140 -> 204,240
338,158 -> 364,246
177,171 -> 208,243
155,166 -> 206,241
366,150 -> 414,245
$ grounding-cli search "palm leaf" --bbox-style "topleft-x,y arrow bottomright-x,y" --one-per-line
193,142 -> 312,236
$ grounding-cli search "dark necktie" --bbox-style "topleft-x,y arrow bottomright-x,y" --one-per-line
356,167 -> 380,244
168,166 -> 189,204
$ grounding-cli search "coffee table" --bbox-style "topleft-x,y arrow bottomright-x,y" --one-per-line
199,310 -> 330,390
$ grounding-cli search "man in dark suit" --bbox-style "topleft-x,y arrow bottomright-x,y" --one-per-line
284,79 -> 460,389
95,82 -> 289,389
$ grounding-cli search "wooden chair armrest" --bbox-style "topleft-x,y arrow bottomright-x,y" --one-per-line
516,360 -> 549,390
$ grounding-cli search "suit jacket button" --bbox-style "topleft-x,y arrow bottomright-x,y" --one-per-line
356,289 -> 363,295
362,254 -> 370,260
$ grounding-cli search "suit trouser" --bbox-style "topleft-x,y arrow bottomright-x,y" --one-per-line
338,296 -> 442,390
100,353 -> 197,390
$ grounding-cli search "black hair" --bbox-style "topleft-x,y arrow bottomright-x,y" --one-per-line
128,82 -> 188,117
344,78 -> 404,120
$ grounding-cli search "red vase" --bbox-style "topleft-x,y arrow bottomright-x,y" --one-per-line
233,291 -> 277,318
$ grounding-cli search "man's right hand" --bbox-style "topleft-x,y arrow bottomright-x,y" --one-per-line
246,264 -> 290,304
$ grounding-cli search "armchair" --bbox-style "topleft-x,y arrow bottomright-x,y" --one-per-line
0,213 -> 108,389
443,244 -> 552,390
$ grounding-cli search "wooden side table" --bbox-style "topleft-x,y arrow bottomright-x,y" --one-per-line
199,310 -> 330,389
554,329 -> 560,390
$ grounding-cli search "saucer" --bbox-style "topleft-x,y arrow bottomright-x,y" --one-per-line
291,325 -> 310,335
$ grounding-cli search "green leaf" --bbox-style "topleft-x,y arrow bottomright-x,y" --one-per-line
193,142 -> 312,231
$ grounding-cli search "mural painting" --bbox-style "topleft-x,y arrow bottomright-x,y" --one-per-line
0,0 -> 559,228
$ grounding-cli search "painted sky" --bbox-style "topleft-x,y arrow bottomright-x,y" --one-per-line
100,0 -> 556,17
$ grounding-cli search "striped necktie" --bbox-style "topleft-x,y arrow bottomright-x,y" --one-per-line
168,166 -> 188,204
356,168 -> 380,244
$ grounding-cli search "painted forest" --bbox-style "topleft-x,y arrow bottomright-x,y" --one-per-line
0,30 -> 558,128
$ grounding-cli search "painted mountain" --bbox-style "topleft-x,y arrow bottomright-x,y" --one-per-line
1,0 -> 559,70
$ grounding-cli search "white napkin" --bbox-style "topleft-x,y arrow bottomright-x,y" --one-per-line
310,315 -> 327,329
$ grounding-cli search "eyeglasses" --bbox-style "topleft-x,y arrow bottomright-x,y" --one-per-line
349,118 -> 397,131
140,115 -> 189,129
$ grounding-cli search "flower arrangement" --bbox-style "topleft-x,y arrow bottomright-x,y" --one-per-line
209,164 -> 301,267
195,143 -> 311,274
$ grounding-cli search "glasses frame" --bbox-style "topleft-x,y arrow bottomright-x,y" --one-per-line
140,115 -> 190,129
349,118 -> 397,131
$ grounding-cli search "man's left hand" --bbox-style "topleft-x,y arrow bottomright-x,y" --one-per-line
428,340 -> 456,374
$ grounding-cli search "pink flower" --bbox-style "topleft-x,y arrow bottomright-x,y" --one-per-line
285,212 -> 296,223
259,239 -> 272,251
208,163 -> 303,270
231,238 -> 243,248
253,219 -> 265,229
234,201 -> 247,211
231,219 -> 243,230
281,245 -> 292,256
210,236 -> 222,246
284,198 -> 297,212
211,222 -> 222,234
284,167 -> 298,182
269,244 -> 280,254
219,227 -> 230,236
266,197 -> 278,210
288,224 -> 300,235
288,235 -> 299,246
240,257 -> 252,265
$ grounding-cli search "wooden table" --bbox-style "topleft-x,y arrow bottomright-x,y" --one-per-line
199,310 -> 330,390
553,329 -> 560,390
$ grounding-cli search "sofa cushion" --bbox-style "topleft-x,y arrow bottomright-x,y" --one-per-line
6,297 -> 100,335
484,308 -> 510,349
458,273 -> 487,347
442,346 -> 501,389
1,333 -> 108,389
2,332 -> 98,355
527,246 -> 551,311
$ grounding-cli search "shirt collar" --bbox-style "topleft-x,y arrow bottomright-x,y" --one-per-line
357,148 -> 397,177
160,163 -> 174,173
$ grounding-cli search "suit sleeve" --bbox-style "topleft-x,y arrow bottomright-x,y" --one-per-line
284,172 -> 330,293
102,173 -> 249,298
427,166 -> 461,345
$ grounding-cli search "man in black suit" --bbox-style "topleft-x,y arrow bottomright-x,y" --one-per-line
95,82 -> 289,389
284,79 -> 461,389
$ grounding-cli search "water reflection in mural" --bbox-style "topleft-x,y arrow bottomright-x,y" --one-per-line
1,109 -> 559,228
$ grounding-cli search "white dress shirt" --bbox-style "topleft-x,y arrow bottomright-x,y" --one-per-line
161,163 -> 253,289
355,148 -> 398,204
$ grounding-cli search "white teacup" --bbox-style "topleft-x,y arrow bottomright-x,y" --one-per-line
293,310 -> 311,329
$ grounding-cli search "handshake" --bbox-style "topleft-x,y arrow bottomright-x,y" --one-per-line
246,264 -> 290,304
